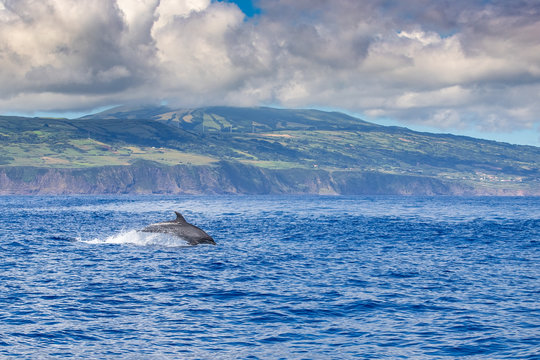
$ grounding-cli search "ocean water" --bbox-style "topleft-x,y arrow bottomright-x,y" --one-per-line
0,195 -> 538,359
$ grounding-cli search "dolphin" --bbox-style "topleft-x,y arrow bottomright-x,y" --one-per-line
141,211 -> 216,245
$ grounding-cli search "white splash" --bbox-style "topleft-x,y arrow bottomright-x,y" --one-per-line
82,230 -> 190,247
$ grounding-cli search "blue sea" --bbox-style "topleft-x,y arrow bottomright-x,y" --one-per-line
0,196 -> 538,359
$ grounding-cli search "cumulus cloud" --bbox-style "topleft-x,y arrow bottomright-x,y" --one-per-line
0,0 -> 539,140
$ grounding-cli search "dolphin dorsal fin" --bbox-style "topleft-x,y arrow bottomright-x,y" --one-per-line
174,211 -> 187,223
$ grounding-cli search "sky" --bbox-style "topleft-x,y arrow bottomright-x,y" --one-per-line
1,0 -> 539,146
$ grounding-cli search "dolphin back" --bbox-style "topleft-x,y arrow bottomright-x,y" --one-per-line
141,211 -> 215,245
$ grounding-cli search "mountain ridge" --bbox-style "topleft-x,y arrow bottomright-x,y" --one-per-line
1,106 -> 538,195
80,105 -> 537,148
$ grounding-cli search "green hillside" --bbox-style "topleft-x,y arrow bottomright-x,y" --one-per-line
1,106 -> 539,194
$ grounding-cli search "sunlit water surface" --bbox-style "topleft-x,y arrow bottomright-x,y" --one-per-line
0,196 -> 538,359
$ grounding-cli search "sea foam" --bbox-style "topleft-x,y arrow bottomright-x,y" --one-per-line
82,230 -> 190,247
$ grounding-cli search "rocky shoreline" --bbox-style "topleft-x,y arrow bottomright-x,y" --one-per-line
0,161 -> 537,196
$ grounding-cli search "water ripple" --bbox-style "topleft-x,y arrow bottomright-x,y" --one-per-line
0,195 -> 538,358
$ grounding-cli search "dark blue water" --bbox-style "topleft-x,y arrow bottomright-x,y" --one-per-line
0,196 -> 538,359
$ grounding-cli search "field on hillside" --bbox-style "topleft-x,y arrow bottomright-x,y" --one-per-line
1,107 -> 538,191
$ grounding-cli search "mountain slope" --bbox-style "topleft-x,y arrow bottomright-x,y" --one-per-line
1,106 -> 539,195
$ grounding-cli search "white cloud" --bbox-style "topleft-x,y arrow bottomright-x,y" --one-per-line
153,0 -> 211,31
152,1 -> 245,95
0,0 -> 539,142
394,86 -> 472,109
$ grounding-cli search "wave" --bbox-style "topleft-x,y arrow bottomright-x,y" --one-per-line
81,230 -> 191,247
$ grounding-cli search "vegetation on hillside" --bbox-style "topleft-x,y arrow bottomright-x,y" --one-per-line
1,106 -> 539,192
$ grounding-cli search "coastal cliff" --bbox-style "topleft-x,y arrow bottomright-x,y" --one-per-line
1,107 -> 538,195
1,161 -> 535,196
